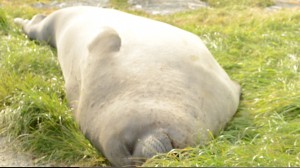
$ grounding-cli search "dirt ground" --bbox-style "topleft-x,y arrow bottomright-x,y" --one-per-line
0,136 -> 40,166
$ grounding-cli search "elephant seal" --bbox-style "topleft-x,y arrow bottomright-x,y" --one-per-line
14,6 -> 241,166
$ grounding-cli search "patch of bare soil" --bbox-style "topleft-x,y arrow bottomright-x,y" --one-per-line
0,136 -> 51,167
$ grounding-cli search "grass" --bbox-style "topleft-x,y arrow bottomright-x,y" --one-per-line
0,0 -> 300,166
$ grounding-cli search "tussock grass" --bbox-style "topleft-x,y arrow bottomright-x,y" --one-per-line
0,9 -> 9,35
143,4 -> 300,167
202,0 -> 274,8
0,9 -> 108,165
0,0 -> 299,167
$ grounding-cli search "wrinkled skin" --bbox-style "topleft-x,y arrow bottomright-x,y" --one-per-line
14,6 -> 241,167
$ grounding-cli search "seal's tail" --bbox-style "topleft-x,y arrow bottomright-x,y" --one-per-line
132,131 -> 173,164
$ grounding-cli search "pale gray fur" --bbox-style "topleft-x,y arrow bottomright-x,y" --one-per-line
14,6 -> 241,166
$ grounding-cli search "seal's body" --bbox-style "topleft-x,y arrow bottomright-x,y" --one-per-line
15,6 -> 241,166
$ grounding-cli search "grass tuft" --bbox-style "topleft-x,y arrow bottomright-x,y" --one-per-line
202,0 -> 274,8
0,10 -> 108,165
0,9 -> 9,35
110,0 -> 129,9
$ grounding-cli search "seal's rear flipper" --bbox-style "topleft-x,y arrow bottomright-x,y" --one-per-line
14,18 -> 28,26
14,14 -> 47,41
14,14 -> 46,27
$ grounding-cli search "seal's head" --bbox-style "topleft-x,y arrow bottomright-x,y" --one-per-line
105,130 -> 173,166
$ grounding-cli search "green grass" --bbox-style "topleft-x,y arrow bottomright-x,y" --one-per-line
0,0 -> 300,166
